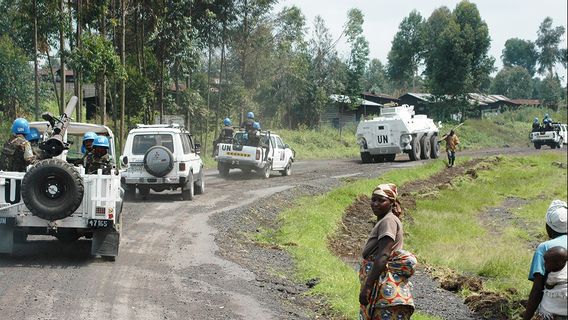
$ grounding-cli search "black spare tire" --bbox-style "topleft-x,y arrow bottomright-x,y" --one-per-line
21,159 -> 84,221
143,146 -> 174,177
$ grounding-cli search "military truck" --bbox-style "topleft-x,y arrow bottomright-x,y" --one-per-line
356,105 -> 440,163
530,123 -> 567,149
0,97 -> 122,260
215,130 -> 294,179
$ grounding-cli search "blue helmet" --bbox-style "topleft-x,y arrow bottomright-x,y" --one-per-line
11,118 -> 30,135
92,136 -> 109,149
247,112 -> 255,119
26,127 -> 40,142
223,118 -> 232,126
252,122 -> 260,130
544,113 -> 550,118
534,117 -> 539,123
83,131 -> 97,142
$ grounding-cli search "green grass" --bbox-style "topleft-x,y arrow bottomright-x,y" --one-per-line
258,151 -> 567,319
256,159 -> 447,318
407,152 -> 567,298
277,125 -> 358,160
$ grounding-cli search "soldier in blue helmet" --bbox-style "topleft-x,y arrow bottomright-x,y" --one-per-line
26,127 -> 44,159
217,118 -> 234,143
532,117 -> 541,132
85,135 -> 112,174
247,121 -> 261,147
0,118 -> 38,171
241,111 -> 255,132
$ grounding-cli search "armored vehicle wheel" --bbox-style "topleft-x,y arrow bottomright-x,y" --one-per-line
360,152 -> 372,163
281,161 -> 292,176
143,146 -> 174,177
218,163 -> 230,177
373,155 -> 384,163
21,159 -> 84,221
534,143 -> 541,149
384,154 -> 396,162
420,135 -> 431,160
408,137 -> 421,161
182,173 -> 194,200
430,135 -> 440,159
194,171 -> 205,195
551,143 -> 557,149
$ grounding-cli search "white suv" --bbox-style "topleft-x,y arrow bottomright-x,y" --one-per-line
120,124 -> 204,200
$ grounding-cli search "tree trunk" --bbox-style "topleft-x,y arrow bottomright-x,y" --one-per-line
159,58 -> 164,124
76,0 -> 82,122
33,0 -> 39,120
47,51 -> 60,107
59,0 -> 65,114
120,0 -> 126,151
205,40 -> 212,157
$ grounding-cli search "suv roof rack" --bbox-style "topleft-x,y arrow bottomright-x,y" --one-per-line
135,123 -> 182,129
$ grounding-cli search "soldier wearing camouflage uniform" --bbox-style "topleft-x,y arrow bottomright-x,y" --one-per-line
85,135 -> 112,174
26,127 -> 44,159
0,118 -> 38,172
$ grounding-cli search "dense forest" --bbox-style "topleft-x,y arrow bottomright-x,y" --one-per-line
0,0 -> 566,150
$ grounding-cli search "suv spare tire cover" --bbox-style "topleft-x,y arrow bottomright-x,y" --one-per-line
21,159 -> 84,221
143,146 -> 174,177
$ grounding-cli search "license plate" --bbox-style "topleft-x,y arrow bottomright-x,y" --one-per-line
130,163 -> 144,172
87,219 -> 113,228
0,217 -> 15,225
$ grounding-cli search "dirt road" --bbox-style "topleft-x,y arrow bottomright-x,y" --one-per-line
0,147 -> 558,319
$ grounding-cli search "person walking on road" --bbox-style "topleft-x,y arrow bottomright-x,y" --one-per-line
441,130 -> 460,167
523,199 -> 567,320
359,183 -> 416,320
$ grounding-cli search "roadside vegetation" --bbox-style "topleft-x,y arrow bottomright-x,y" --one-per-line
256,151 -> 567,319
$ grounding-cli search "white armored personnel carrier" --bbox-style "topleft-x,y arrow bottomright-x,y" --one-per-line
356,105 -> 440,163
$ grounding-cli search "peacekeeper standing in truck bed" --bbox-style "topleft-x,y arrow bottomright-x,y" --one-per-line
0,118 -> 38,172
85,135 -> 112,174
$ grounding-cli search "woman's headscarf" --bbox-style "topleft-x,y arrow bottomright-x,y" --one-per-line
372,183 -> 402,216
546,199 -> 567,234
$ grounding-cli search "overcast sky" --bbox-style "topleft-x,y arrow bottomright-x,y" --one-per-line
272,0 -> 568,82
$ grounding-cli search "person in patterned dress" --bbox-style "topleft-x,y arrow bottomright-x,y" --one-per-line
359,183 -> 416,320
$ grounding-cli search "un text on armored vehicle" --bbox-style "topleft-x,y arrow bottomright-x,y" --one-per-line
120,123 -> 204,200
530,123 -> 567,149
0,97 -> 122,260
356,105 -> 440,163
215,130 -> 294,179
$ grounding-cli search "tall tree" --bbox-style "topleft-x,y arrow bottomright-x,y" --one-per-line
490,66 -> 532,99
423,0 -> 494,118
0,35 -> 33,119
539,74 -> 563,107
387,10 -> 424,92
501,38 -> 538,76
536,17 -> 566,76
344,8 -> 369,108
364,58 -> 388,94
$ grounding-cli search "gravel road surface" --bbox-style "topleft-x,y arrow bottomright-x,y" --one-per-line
0,146 -> 558,319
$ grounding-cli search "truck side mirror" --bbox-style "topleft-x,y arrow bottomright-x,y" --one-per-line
121,155 -> 128,166
194,143 -> 201,155
284,144 -> 290,149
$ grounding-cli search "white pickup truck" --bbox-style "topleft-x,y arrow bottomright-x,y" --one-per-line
530,123 -> 567,149
0,121 -> 122,260
214,131 -> 294,178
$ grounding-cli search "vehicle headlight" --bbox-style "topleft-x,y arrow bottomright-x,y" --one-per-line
400,134 -> 412,144
357,137 -> 366,146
